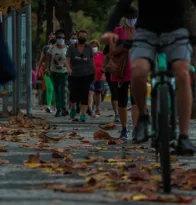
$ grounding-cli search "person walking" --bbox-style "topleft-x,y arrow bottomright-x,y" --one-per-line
66,29 -> 96,122
37,32 -> 56,113
46,29 -> 69,117
88,40 -> 105,116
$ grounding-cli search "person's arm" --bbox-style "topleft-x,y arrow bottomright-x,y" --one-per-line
38,51 -> 45,67
45,53 -> 52,75
106,0 -> 133,32
65,46 -> 72,74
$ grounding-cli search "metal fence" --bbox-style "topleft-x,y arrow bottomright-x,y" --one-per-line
2,5 -> 32,116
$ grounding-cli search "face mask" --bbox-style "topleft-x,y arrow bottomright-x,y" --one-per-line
125,18 -> 137,28
70,39 -> 78,44
92,47 -> 98,53
57,38 -> 65,45
78,38 -> 86,44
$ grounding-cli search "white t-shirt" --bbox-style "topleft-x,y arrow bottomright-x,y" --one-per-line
47,45 -> 67,73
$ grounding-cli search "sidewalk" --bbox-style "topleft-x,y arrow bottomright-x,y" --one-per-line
0,104 -> 195,205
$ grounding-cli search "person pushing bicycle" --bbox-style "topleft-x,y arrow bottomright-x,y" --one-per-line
101,0 -> 196,155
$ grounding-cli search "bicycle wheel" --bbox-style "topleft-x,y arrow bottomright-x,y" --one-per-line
158,86 -> 171,193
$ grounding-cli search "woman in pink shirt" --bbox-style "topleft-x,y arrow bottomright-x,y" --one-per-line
111,9 -> 138,140
88,40 -> 105,115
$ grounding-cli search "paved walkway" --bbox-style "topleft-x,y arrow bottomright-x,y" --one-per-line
0,103 -> 195,205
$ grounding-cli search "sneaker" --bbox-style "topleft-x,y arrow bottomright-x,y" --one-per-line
87,108 -> 93,116
70,108 -> 76,119
95,109 -> 100,115
114,115 -> 120,123
62,108 -> 69,116
80,114 -> 86,122
55,109 -> 61,117
177,135 -> 196,155
133,115 -> 149,143
46,107 -> 53,113
119,128 -> 128,141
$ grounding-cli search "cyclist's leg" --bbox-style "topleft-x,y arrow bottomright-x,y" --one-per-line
163,28 -> 192,136
130,28 -> 156,116
163,28 -> 195,154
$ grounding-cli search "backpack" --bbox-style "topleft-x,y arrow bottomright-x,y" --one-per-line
102,27 -> 128,78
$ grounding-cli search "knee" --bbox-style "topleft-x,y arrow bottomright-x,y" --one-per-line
132,59 -> 150,82
173,61 -> 190,84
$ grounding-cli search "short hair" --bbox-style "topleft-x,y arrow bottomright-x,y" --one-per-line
70,32 -> 77,37
55,29 -> 65,36
90,40 -> 100,48
78,29 -> 88,36
124,6 -> 138,18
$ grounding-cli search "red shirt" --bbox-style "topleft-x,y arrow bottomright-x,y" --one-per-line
94,51 -> 104,81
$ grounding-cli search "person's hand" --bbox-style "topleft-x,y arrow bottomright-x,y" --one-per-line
45,69 -> 51,76
67,68 -> 72,75
100,32 -> 119,45
101,74 -> 106,81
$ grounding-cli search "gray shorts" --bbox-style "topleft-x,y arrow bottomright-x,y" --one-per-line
130,28 -> 192,64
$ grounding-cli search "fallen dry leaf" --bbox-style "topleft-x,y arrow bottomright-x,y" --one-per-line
52,152 -> 64,159
99,123 -> 116,130
24,153 -> 43,168
94,130 -> 112,140
38,133 -> 64,143
45,183 -> 101,193
0,159 -> 9,165
0,147 -> 8,152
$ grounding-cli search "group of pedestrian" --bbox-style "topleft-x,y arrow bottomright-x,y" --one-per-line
34,7 -> 140,140
36,29 -> 107,122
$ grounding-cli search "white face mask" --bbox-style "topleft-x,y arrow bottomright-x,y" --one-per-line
92,47 -> 98,53
125,18 -> 137,28
70,39 -> 78,44
57,38 -> 65,45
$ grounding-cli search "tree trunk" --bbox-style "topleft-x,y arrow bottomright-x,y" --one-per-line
183,0 -> 196,118
54,0 -> 73,38
46,0 -> 54,39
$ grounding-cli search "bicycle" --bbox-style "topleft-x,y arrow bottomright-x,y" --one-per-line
120,36 -> 196,193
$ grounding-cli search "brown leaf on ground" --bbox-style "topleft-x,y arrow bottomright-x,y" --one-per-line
45,183 -> 101,193
38,133 -> 64,143
94,130 -> 112,140
7,137 -> 25,142
0,147 -> 8,152
107,138 -> 122,145
64,154 -> 73,162
99,123 -> 116,130
73,128 -> 80,130
52,152 -> 64,159
24,153 -> 44,168
52,147 -> 72,152
89,148 -> 99,153
0,159 -> 9,165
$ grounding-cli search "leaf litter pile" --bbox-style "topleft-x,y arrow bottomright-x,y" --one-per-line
0,114 -> 196,203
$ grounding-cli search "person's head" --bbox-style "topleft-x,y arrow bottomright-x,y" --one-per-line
77,29 -> 88,44
124,7 -> 138,28
70,32 -> 78,44
90,40 -> 100,54
48,32 -> 56,45
55,29 -> 65,46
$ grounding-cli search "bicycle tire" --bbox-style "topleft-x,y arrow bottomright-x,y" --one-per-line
159,86 -> 171,193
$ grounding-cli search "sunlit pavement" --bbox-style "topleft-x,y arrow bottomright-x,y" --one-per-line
0,102 -> 195,205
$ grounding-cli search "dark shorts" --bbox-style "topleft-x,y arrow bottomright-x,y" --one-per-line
130,28 -> 192,64
90,81 -> 104,92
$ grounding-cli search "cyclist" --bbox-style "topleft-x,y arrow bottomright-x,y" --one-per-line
101,0 -> 196,155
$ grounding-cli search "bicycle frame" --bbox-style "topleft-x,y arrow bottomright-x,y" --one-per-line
150,53 -> 177,148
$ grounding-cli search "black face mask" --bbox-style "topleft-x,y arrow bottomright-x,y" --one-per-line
78,38 -> 86,44
49,39 -> 56,45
